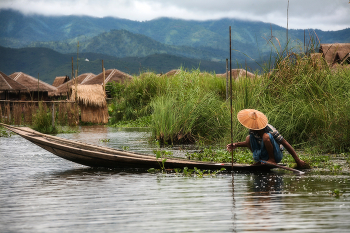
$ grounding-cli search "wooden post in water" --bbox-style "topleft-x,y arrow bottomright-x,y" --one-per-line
229,26 -> 233,171
52,102 -> 55,128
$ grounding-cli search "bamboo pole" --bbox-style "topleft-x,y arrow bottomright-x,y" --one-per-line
229,26 -> 233,171
75,70 -> 78,102
226,58 -> 229,100
52,102 -> 55,128
286,0 -> 289,53
77,41 -> 79,76
102,60 -> 105,93
103,68 -> 106,93
304,29 -> 306,53
37,73 -> 39,101
71,57 -> 74,98
71,57 -> 74,80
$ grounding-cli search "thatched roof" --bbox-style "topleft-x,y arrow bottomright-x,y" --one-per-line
216,69 -> 256,79
9,72 -> 57,92
55,73 -> 96,95
52,76 -> 70,87
320,43 -> 350,66
70,84 -> 106,107
162,69 -> 181,77
82,69 -> 132,85
0,71 -> 28,91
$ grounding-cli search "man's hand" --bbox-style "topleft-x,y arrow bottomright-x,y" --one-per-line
296,160 -> 310,169
226,143 -> 237,152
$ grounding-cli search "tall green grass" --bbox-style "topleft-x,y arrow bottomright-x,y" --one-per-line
32,102 -> 58,134
150,89 -> 229,144
108,72 -> 166,123
108,60 -> 350,152
261,54 -> 350,152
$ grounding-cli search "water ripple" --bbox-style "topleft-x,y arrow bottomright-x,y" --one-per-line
1,127 -> 350,232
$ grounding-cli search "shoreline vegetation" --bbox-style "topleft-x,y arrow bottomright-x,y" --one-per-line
108,57 -> 350,153
2,43 -> 350,172
105,45 -> 350,171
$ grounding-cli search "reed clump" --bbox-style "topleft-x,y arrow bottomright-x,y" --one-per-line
108,72 -> 163,123
32,102 -> 58,134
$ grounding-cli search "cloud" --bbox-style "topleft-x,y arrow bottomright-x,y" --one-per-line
0,0 -> 349,30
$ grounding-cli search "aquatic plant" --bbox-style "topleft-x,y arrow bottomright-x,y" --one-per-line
147,143 -> 173,173
0,126 -> 11,137
148,166 -> 226,177
186,147 -> 254,164
99,138 -> 110,143
330,188 -> 343,198
32,102 -> 58,134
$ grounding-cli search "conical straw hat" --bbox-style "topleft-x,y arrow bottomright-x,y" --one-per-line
237,109 -> 268,130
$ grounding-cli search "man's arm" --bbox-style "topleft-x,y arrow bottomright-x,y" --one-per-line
227,136 -> 250,151
280,139 -> 307,168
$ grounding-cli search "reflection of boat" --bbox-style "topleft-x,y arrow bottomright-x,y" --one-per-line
1,123 -> 270,171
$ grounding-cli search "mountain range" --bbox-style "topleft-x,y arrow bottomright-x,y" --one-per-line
1,9 -> 349,84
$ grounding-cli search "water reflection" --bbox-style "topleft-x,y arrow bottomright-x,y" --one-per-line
228,173 -> 284,232
250,173 -> 283,195
1,126 -> 350,232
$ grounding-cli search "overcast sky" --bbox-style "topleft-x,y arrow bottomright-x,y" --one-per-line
0,0 -> 349,31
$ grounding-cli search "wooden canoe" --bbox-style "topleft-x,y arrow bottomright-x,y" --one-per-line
1,123 -> 272,171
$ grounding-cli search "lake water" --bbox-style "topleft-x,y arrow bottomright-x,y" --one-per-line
1,126 -> 350,232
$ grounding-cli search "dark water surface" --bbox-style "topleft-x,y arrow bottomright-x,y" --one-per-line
1,126 -> 350,232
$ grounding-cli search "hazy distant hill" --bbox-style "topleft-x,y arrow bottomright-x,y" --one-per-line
26,29 -> 230,62
0,46 -> 240,84
1,9 -> 349,63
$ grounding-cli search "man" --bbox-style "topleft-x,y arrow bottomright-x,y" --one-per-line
226,109 -> 306,168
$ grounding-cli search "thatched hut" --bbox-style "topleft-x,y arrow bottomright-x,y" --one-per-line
9,72 -> 57,100
0,71 -> 28,100
319,43 -> 350,67
70,84 -> 108,124
54,73 -> 96,97
52,75 -> 70,87
82,69 -> 132,86
216,69 -> 256,79
161,69 -> 181,77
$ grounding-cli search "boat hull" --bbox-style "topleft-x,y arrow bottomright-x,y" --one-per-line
1,124 -> 270,171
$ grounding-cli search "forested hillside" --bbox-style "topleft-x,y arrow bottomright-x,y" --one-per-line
1,9 -> 349,62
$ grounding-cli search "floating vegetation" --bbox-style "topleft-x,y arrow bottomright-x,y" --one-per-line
329,188 -> 343,198
148,166 -> 226,178
0,126 -> 11,137
99,138 -> 110,143
186,147 -> 253,164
